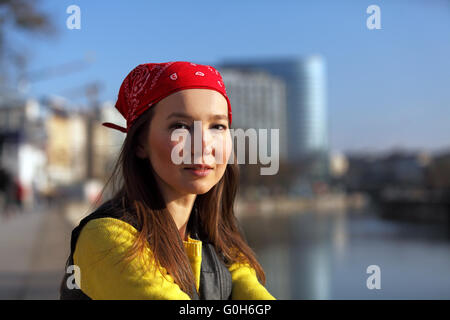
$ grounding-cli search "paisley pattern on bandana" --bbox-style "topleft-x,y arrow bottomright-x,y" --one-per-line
103,61 -> 232,133
123,64 -> 152,123
149,62 -> 174,92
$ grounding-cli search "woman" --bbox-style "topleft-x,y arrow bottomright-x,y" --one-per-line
60,61 -> 276,300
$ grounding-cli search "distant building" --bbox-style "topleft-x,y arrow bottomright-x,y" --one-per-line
344,151 -> 430,192
99,101 -> 126,157
329,151 -> 349,178
46,112 -> 87,184
0,88 -> 127,207
218,68 -> 288,160
426,150 -> 450,189
46,104 -> 123,185
220,55 -> 329,180
0,90 -> 48,209
98,101 -> 126,177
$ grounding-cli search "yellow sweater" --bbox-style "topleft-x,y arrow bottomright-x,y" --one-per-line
73,217 -> 276,300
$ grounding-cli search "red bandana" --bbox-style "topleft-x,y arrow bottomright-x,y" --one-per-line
102,61 -> 232,133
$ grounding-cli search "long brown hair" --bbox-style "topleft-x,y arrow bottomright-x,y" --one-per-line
94,105 -> 266,298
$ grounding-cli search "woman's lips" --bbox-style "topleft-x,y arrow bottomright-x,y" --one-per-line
184,166 -> 213,177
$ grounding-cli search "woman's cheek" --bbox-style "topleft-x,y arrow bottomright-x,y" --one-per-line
167,139 -> 182,165
211,133 -> 231,165
218,133 -> 232,165
156,130 -> 182,165
213,134 -> 231,179
149,132 -> 176,167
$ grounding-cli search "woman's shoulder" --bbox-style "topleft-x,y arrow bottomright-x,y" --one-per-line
71,197 -> 139,253
73,217 -> 140,264
81,216 -> 139,239
73,207 -> 142,263
79,197 -> 138,230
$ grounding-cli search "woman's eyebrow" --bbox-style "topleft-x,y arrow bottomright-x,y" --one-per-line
210,114 -> 228,121
166,112 -> 228,120
166,112 -> 191,120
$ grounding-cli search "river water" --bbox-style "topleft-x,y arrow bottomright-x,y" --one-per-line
239,204 -> 450,299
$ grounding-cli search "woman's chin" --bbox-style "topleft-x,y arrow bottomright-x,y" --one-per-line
182,181 -> 215,195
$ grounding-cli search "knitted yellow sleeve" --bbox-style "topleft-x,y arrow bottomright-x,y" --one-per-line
228,260 -> 277,300
73,217 -> 191,300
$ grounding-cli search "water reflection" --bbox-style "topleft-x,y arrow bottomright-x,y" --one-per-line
239,205 -> 450,299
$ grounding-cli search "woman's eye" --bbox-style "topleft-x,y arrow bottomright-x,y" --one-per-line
212,124 -> 227,130
172,123 -> 190,130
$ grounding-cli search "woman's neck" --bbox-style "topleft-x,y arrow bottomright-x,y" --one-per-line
165,193 -> 197,241
154,174 -> 197,241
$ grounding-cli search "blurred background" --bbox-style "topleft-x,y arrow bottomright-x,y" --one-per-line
0,0 -> 449,299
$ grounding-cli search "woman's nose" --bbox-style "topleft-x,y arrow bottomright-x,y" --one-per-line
191,124 -> 214,157
203,130 -> 214,155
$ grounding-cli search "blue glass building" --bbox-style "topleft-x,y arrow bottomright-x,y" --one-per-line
220,55 -> 329,180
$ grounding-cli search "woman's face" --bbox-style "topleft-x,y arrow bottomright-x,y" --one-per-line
137,89 -> 232,198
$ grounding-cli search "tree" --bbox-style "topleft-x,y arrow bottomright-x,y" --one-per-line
0,0 -> 56,85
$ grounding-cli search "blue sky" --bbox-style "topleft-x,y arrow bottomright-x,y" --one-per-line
15,0 -> 450,154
